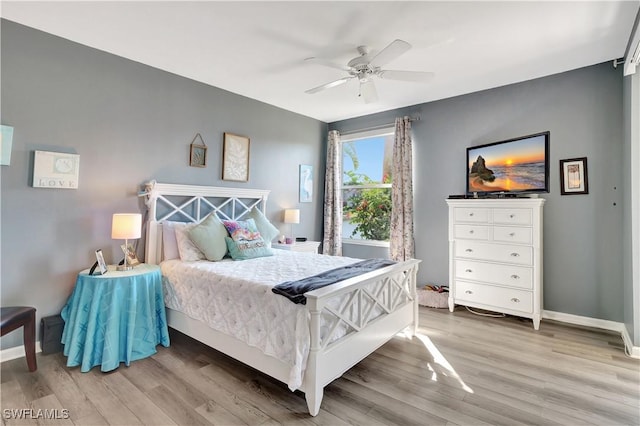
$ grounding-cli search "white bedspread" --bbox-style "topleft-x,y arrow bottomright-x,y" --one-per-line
160,250 -> 360,390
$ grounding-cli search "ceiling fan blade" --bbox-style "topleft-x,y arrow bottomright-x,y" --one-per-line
304,57 -> 352,72
305,76 -> 353,94
360,80 -> 378,104
378,70 -> 435,82
369,39 -> 411,68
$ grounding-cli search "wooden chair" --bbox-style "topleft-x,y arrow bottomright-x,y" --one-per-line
1,307 -> 37,372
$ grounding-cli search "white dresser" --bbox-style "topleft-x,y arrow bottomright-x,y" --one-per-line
446,198 -> 545,329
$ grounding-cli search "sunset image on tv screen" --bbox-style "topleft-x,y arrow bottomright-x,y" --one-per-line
467,134 -> 547,193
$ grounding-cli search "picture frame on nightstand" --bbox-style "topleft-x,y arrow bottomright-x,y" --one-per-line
120,243 -> 141,267
93,249 -> 108,275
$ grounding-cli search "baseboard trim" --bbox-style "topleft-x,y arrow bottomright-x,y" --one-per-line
543,310 -> 640,359
621,327 -> 640,358
0,341 -> 42,363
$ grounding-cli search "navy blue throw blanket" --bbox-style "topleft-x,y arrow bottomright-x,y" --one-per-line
272,259 -> 396,304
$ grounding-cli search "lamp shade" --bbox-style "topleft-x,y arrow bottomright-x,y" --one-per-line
111,213 -> 142,240
283,209 -> 300,224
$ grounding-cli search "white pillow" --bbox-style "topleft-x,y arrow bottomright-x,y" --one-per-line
162,221 -> 180,260
173,222 -> 206,261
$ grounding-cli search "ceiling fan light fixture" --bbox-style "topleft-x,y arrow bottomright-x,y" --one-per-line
360,80 -> 378,104
304,38 -> 434,102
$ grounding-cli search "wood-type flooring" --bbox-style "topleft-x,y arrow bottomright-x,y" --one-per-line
2,306 -> 639,425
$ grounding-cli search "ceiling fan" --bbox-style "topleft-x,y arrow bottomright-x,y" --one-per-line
304,39 -> 434,103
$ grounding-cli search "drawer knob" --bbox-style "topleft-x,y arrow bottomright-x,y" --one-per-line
469,230 -> 474,234
510,214 -> 515,218
465,290 -> 473,294
510,252 -> 520,257
465,269 -> 473,273
469,212 -> 474,217
511,297 -> 520,303
511,274 -> 520,279
509,232 -> 516,237
465,249 -> 473,253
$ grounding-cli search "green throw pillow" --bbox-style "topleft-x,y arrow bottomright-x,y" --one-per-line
246,206 -> 280,247
188,213 -> 228,261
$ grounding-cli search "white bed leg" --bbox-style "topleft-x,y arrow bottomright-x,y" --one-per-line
305,387 -> 323,416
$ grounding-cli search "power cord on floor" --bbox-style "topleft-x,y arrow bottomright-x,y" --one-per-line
465,305 -> 506,318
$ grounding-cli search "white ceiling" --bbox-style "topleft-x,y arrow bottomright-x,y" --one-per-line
2,1 -> 638,123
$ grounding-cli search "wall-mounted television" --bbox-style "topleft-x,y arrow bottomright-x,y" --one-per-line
466,131 -> 550,196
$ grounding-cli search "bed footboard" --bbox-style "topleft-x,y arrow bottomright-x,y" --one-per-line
301,258 -> 421,416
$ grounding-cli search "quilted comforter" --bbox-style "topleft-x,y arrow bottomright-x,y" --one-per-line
160,250 -> 360,390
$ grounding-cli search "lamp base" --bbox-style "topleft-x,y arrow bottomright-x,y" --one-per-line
116,265 -> 134,271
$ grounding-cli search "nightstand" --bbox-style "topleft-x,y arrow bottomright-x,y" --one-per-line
272,240 -> 321,253
61,264 -> 170,372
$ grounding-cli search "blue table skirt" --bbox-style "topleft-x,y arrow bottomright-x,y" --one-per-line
61,264 -> 170,372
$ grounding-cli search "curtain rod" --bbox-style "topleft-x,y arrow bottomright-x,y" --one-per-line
337,116 -> 420,136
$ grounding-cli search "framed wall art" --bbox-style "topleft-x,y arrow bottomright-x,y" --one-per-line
222,132 -> 250,182
299,164 -> 313,203
32,150 -> 80,189
560,157 -> 589,195
1,125 -> 14,166
189,133 -> 207,168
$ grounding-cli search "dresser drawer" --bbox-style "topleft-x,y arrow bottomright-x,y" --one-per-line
454,225 -> 489,240
455,260 -> 532,289
493,226 -> 532,244
455,240 -> 533,265
493,208 -> 532,225
454,208 -> 489,223
454,280 -> 533,314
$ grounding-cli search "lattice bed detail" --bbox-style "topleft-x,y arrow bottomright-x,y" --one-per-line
319,271 -> 414,349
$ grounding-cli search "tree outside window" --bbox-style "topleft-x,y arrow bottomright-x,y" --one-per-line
341,129 -> 394,243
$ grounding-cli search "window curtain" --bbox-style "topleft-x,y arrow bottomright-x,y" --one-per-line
390,117 -> 415,261
322,130 -> 343,256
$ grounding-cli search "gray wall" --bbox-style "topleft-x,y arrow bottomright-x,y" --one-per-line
0,20 -> 327,349
331,62 -> 625,322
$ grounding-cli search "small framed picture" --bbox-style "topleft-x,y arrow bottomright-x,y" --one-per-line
189,133 -> 207,168
560,157 -> 589,195
190,144 -> 207,167
95,249 -> 108,275
121,243 -> 141,267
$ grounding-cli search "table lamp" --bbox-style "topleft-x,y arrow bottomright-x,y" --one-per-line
112,213 -> 142,271
283,209 -> 300,244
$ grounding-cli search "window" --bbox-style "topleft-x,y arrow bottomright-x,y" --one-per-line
341,127 -> 394,246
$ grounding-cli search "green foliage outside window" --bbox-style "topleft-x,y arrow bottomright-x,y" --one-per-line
343,143 -> 392,241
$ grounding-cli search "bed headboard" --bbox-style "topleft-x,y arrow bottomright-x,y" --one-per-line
142,181 -> 271,265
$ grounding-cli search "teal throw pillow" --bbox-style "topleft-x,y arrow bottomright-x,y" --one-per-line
188,213 -> 228,261
225,236 -> 274,260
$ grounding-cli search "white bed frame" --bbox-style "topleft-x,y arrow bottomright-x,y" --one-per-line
142,181 -> 421,416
